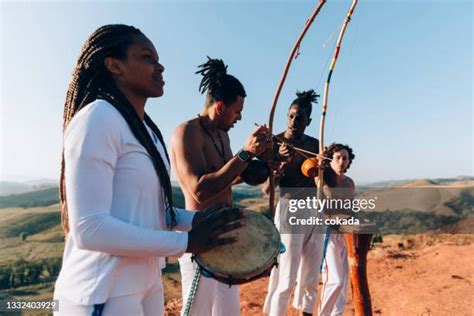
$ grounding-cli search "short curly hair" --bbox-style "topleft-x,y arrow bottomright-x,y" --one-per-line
325,143 -> 355,172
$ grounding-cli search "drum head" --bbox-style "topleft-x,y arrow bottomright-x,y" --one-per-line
195,209 -> 280,283
339,222 -> 378,234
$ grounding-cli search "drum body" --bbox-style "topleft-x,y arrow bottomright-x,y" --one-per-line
194,209 -> 281,285
340,223 -> 377,316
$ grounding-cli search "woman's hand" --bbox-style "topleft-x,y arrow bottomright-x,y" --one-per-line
186,207 -> 245,254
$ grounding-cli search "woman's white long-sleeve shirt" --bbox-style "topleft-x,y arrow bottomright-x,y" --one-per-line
54,99 -> 195,305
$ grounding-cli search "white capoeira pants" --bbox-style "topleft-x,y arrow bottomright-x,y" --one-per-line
318,233 -> 349,316
264,199 -> 325,316
54,279 -> 164,316
179,253 -> 240,316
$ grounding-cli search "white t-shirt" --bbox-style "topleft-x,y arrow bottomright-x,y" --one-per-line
54,99 -> 194,305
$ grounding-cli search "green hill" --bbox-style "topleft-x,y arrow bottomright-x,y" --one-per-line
0,186 -> 187,209
0,184 -> 264,210
0,187 -> 59,209
0,211 -> 60,238
0,206 -> 64,291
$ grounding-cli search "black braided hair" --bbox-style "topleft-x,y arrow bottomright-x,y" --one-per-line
60,24 -> 176,234
196,56 -> 246,107
289,89 -> 320,118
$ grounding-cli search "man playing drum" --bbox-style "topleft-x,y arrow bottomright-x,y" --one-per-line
171,57 -> 270,315
262,90 -> 325,316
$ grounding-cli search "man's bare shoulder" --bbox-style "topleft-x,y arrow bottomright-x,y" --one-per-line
303,134 -> 319,146
175,118 -> 200,132
342,175 -> 355,188
172,118 -> 202,144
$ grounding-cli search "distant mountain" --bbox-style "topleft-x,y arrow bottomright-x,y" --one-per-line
23,179 -> 58,187
398,179 -> 438,187
0,182 -> 32,196
364,176 -> 474,188
0,184 -> 264,210
0,179 -> 57,197
0,185 -> 186,209
1,177 -> 471,217
361,179 -> 408,188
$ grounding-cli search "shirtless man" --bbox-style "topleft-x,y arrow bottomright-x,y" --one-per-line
318,143 -> 356,316
263,90 -> 325,316
171,57 -> 270,316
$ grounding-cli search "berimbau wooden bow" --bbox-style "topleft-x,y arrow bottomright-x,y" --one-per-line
316,1 -> 373,316
317,0 -> 358,168
267,0 -> 327,218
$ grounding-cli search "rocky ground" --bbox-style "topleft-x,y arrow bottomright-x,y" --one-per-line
165,234 -> 474,316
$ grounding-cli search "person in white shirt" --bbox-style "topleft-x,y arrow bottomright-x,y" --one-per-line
54,24 -> 243,316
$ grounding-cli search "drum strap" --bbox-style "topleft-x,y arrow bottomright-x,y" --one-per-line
319,225 -> 331,273
183,266 -> 202,316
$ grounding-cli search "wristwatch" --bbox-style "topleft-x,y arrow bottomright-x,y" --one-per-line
237,149 -> 252,162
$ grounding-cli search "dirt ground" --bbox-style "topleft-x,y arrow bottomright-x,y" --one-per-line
165,234 -> 474,316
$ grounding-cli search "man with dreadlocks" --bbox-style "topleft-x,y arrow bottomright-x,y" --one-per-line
53,25 -> 244,315
318,143 -> 355,316
262,90 -> 325,316
171,57 -> 271,315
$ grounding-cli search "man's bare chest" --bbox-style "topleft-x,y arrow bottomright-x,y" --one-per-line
202,136 -> 233,172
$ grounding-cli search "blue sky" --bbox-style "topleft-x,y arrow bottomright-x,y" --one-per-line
1,0 -> 472,184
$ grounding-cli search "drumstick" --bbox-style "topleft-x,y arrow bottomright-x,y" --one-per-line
254,123 -> 331,160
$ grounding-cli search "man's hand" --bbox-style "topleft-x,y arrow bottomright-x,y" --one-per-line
278,143 -> 296,163
318,147 -> 328,165
243,125 -> 271,157
268,160 -> 288,177
186,207 -> 245,254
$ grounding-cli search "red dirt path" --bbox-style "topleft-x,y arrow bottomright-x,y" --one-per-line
166,234 -> 474,316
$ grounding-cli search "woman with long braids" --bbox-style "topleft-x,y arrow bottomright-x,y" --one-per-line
54,24 -> 243,315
